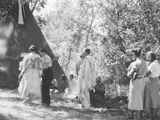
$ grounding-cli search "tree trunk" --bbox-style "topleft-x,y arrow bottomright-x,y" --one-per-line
85,8 -> 95,48
65,47 -> 72,74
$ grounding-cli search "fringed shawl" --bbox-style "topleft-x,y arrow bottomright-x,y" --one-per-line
19,52 -> 43,73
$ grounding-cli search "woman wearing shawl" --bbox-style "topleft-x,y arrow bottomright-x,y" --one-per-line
18,45 -> 43,103
127,48 -> 148,120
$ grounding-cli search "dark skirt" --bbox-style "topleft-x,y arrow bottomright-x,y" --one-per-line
144,78 -> 160,112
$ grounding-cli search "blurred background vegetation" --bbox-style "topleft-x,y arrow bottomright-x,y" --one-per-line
1,0 -> 160,88
32,0 -> 160,84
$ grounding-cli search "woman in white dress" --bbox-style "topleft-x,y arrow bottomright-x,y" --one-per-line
77,49 -> 96,108
127,48 -> 148,120
18,45 -> 43,103
144,52 -> 160,120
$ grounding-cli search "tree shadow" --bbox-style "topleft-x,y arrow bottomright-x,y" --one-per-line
0,114 -> 9,120
48,105 -> 110,120
0,91 -> 127,120
0,114 -> 21,120
0,96 -> 22,102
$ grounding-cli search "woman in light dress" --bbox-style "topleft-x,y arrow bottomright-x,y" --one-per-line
18,45 -> 43,103
127,49 -> 148,120
77,49 -> 96,108
144,52 -> 160,120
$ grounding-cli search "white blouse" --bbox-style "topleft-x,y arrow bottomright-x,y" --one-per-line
148,60 -> 160,78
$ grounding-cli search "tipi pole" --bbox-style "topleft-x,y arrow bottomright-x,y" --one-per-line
18,0 -> 24,25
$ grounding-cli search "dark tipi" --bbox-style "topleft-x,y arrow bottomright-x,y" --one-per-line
0,0 -> 66,90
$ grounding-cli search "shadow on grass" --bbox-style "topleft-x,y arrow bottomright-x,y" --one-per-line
0,91 -> 127,120
0,114 -> 22,120
0,114 -> 10,120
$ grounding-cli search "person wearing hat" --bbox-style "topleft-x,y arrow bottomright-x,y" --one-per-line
127,48 -> 148,120
76,48 -> 96,108
18,45 -> 43,104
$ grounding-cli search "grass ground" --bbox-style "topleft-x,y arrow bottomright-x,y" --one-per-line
0,89 -> 127,120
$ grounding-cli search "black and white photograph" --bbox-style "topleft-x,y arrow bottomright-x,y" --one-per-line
0,0 -> 160,120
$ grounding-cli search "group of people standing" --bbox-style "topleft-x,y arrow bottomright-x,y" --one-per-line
74,48 -> 105,108
127,49 -> 160,120
64,48 -> 97,108
18,46 -> 104,109
64,48 -> 106,109
18,45 -> 53,107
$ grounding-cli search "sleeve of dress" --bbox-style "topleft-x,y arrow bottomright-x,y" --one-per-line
19,61 -> 23,71
148,62 -> 157,73
19,56 -> 29,73
127,62 -> 137,77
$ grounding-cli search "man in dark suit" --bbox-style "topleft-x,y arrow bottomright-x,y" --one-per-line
40,49 -> 53,107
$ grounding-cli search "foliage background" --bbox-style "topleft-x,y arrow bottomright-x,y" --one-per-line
31,0 -> 160,83
0,0 -> 157,85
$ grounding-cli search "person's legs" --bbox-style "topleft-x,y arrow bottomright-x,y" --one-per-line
41,80 -> 45,103
23,94 -> 32,104
81,89 -> 90,108
89,90 -> 95,107
136,110 -> 143,120
150,108 -> 159,120
45,83 -> 51,105
127,110 -> 135,120
150,108 -> 155,120
41,83 -> 50,106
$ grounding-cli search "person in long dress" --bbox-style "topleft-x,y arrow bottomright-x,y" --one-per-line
127,48 -> 148,120
40,49 -> 53,107
144,52 -> 160,120
18,45 -> 43,103
77,49 -> 96,108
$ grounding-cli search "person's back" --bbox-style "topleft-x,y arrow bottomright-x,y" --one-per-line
136,59 -> 148,78
128,58 -> 147,79
19,52 -> 42,82
18,45 -> 43,102
95,83 -> 105,96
